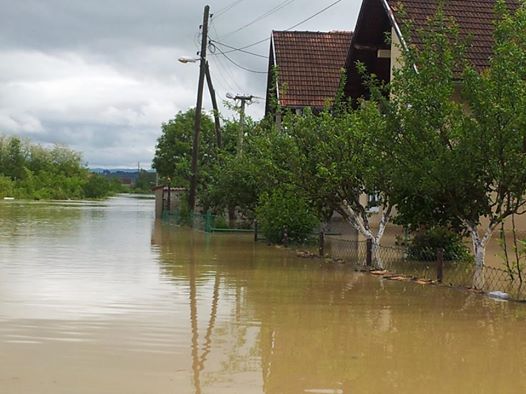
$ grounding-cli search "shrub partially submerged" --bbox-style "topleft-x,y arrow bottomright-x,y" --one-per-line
256,187 -> 318,244
407,227 -> 470,262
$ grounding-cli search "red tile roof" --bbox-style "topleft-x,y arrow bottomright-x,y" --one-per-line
388,0 -> 519,70
271,31 -> 352,109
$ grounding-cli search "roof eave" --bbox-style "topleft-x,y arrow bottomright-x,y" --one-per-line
271,32 -> 280,104
380,0 -> 408,51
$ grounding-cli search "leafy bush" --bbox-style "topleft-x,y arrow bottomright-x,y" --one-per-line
0,175 -> 14,198
407,227 -> 470,261
0,135 -> 117,200
256,187 -> 318,244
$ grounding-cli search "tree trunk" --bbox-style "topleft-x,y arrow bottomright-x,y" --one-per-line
371,238 -> 382,268
341,200 -> 392,268
473,265 -> 485,290
228,206 -> 236,228
466,222 -> 496,290
472,238 -> 486,268
467,223 -> 495,268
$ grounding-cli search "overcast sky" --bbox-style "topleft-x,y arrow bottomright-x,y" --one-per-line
0,0 -> 361,168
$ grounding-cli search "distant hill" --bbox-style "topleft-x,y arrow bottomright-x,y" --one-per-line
89,168 -> 157,192
89,168 -> 155,174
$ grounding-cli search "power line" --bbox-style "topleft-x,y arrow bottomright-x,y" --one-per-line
215,46 -> 268,74
233,37 -> 271,52
217,0 -> 345,53
209,21 -> 246,92
209,55 -> 241,94
209,39 -> 267,58
222,0 -> 296,38
211,48 -> 246,92
213,0 -> 247,20
285,0 -> 343,31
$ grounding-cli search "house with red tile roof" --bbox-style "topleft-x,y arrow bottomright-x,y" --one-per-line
342,0 -> 522,235
264,30 -> 352,116
344,0 -> 519,102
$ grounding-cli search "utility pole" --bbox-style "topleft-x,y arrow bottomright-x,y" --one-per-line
188,5 -> 210,212
229,94 -> 253,157
205,63 -> 222,149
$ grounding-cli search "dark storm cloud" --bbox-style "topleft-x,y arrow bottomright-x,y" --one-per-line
0,0 -> 361,167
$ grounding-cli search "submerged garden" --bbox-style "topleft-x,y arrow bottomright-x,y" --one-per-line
153,3 -> 526,280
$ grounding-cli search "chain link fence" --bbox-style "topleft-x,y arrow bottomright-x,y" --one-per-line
326,237 -> 526,302
162,209 -> 254,233
162,209 -> 213,231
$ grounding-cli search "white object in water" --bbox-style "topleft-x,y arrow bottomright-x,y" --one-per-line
488,291 -> 510,300
3,197 -> 14,200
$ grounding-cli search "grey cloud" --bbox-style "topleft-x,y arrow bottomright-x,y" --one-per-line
0,0 -> 361,167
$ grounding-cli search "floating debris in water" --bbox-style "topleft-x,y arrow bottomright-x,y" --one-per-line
296,250 -> 319,258
488,291 -> 510,301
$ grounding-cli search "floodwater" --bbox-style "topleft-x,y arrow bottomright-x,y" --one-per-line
1,196 -> 526,394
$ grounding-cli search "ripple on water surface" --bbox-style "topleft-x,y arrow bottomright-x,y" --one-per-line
1,196 -> 526,393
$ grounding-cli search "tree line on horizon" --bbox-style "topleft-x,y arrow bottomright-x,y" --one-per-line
0,135 -> 122,200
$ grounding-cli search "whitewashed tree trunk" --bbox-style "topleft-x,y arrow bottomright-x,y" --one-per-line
341,200 -> 392,269
463,220 -> 496,289
371,239 -> 382,268
464,221 -> 495,268
473,265 -> 485,290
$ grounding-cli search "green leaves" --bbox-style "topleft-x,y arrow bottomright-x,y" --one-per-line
256,186 -> 318,244
152,108 -> 216,187
377,0 -> 526,244
0,135 -> 117,200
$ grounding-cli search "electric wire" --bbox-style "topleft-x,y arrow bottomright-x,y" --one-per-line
284,0 -> 343,31
210,55 -> 241,94
209,39 -> 267,58
213,45 -> 268,74
221,0 -> 296,38
207,58 -> 234,100
213,0 -> 247,20
216,0 -> 345,53
211,44 -> 246,92
209,20 -> 246,92
204,0 -> 345,91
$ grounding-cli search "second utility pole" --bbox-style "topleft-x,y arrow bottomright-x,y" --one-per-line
188,4 -> 210,212
233,95 -> 253,157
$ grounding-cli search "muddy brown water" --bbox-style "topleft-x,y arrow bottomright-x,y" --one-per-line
1,195 -> 526,393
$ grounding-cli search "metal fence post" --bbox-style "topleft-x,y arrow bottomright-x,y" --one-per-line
437,247 -> 444,283
254,220 -> 258,242
319,230 -> 325,257
283,226 -> 289,248
204,211 -> 212,233
166,186 -> 171,214
366,238 -> 372,267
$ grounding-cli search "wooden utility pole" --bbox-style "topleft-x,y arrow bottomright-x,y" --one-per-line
231,94 -> 253,157
188,5 -> 210,211
205,63 -> 222,149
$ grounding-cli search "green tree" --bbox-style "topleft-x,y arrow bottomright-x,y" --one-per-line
459,1 -> 526,267
371,2 -> 526,269
3,137 -> 28,180
256,186 -> 318,244
0,134 -> 117,200
133,170 -> 156,193
270,105 -> 396,262
152,109 -> 216,188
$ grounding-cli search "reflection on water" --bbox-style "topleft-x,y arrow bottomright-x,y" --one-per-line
1,196 -> 526,393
